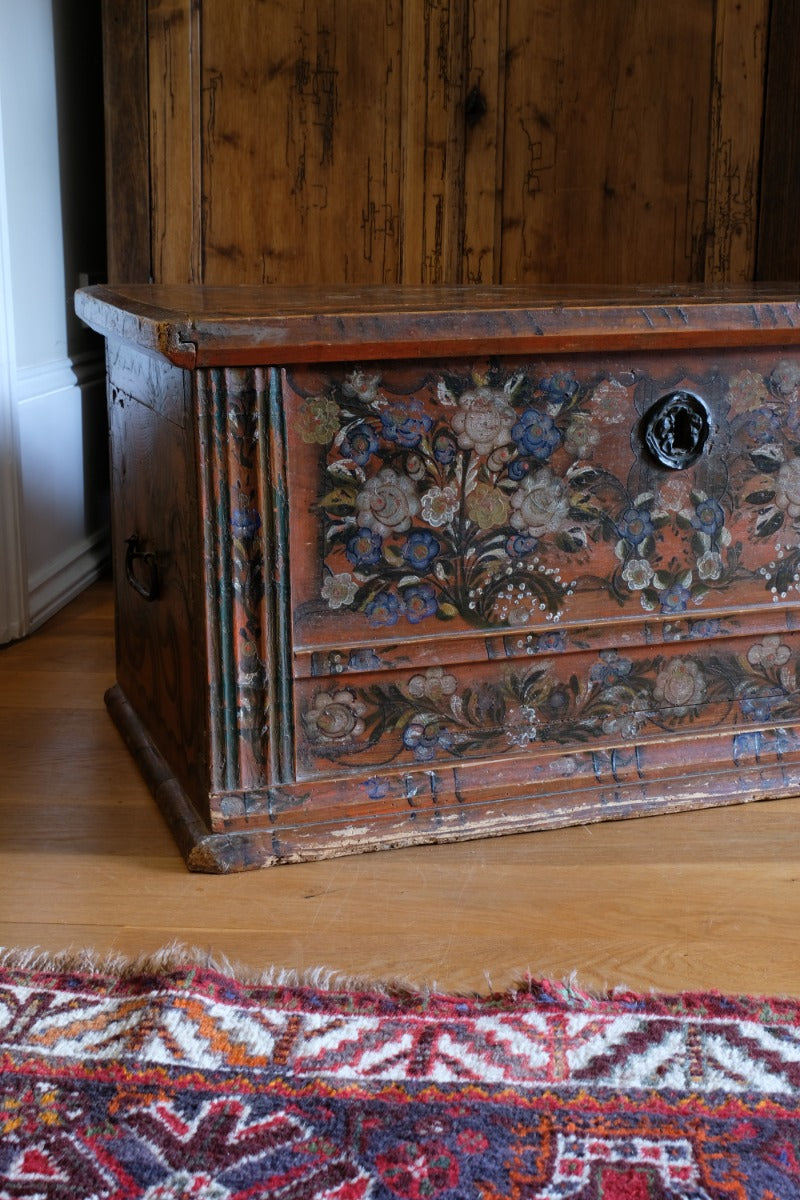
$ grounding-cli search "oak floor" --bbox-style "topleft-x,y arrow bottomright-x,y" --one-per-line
2,578 -> 800,996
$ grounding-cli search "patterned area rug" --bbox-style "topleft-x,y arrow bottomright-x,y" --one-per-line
2,953 -> 800,1199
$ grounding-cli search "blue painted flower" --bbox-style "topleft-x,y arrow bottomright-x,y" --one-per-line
340,422 -> 380,465
589,650 -> 633,687
740,684 -> 781,722
691,497 -> 725,536
362,775 -> 392,798
506,533 -> 538,557
402,583 -> 438,624
660,584 -> 691,614
511,409 -> 562,461
539,372 -> 579,407
402,716 -> 454,761
231,507 -> 261,538
380,400 -> 432,449
348,648 -> 382,671
617,506 -> 654,547
544,685 -> 571,716
532,631 -> 567,653
743,407 -> 782,442
433,432 -> 457,463
688,618 -> 722,640
402,530 -> 440,572
365,590 -> 404,627
507,458 -> 531,481
346,527 -> 383,567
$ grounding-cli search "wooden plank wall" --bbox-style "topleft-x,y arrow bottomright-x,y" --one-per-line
104,0 -> 774,288
756,0 -> 800,281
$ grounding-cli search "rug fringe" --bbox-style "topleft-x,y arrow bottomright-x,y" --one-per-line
2,943 -> 798,1008
0,942 -> 618,1001
0,942 -> 463,996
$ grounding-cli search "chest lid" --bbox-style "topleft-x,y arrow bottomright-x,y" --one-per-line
75,283 -> 800,368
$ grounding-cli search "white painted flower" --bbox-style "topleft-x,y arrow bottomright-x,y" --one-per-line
451,387 -> 516,456
321,571 -> 358,609
772,360 -> 800,397
504,703 -> 538,748
602,697 -> 648,738
653,658 -> 706,716
343,369 -> 381,401
405,452 -> 427,481
564,412 -> 600,458
658,477 -> 692,512
407,666 -> 458,701
510,469 -> 570,537
421,484 -> 459,527
589,377 -> 630,423
697,551 -> 723,582
355,468 -> 420,536
487,445 -> 514,473
621,558 -> 654,591
304,689 -> 366,743
775,458 -> 800,518
747,636 -> 791,669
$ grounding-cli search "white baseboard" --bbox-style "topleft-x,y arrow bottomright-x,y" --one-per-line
28,527 -> 110,631
16,349 -> 104,405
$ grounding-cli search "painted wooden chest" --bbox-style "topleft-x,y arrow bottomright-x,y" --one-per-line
76,284 -> 800,871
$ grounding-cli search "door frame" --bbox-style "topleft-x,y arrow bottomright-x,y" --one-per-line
0,83 -> 29,644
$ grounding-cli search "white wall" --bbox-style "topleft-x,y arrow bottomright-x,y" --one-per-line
0,0 -> 108,640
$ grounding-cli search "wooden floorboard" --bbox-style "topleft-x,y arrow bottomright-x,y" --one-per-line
2,578 -> 800,996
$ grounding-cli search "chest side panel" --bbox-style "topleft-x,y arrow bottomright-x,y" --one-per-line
107,338 -> 208,813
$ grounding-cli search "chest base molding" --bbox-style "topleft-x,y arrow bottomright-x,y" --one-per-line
106,683 -> 800,873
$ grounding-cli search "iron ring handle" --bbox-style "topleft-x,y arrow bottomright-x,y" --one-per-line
643,390 -> 711,470
125,534 -> 159,602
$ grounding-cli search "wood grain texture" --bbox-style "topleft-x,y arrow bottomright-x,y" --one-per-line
756,0 -> 800,281
201,0 -> 403,285
148,0 -> 201,283
704,0 -> 769,283
501,0 -> 714,285
107,345 -> 207,811
102,0 -> 776,289
102,0 -> 151,282
3,580 -> 800,995
400,0 -> 468,283
462,0 -> 507,283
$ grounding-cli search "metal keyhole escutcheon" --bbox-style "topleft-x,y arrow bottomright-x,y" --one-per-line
643,390 -> 710,470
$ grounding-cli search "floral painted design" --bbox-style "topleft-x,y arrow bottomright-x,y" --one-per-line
299,638 -> 800,770
303,689 -> 366,743
451,387 -> 516,455
355,468 -> 420,536
293,353 -> 800,632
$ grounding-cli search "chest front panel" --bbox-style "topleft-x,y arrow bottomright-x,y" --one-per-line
280,350 -> 800,783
